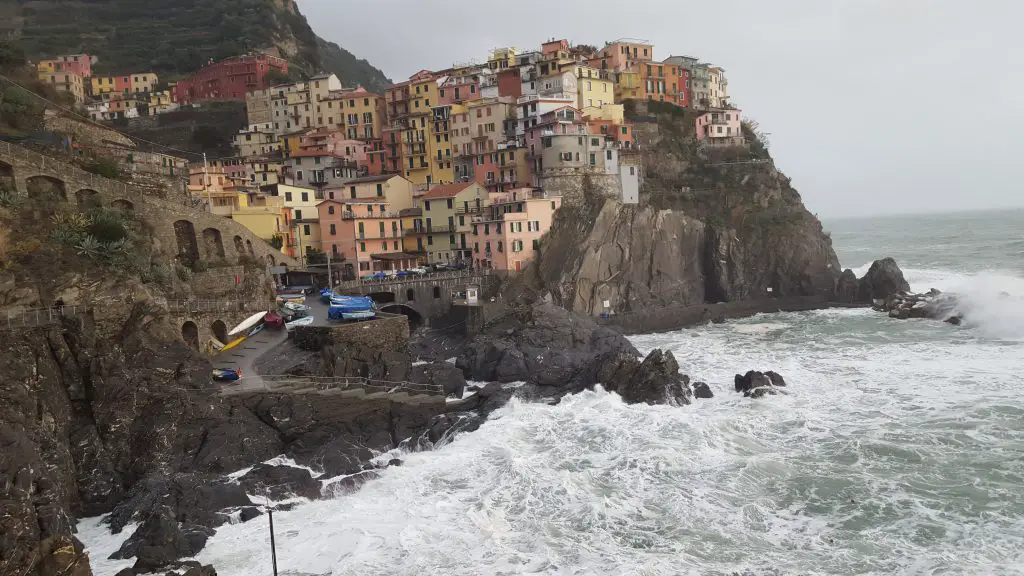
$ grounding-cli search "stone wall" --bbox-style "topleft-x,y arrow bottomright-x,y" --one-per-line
541,170 -> 624,208
0,141 -> 298,273
43,114 -> 135,148
292,313 -> 409,352
334,271 -> 496,323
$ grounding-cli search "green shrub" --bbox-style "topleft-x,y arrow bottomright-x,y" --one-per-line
83,157 -> 121,179
87,208 -> 129,243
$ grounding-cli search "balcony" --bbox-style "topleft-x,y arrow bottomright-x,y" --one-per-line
342,211 -> 401,219
426,223 -> 457,233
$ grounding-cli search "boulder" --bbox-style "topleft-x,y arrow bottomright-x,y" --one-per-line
109,506 -> 210,573
834,269 -> 860,302
599,349 -> 692,406
858,258 -> 910,302
410,361 -> 466,398
692,381 -> 714,399
237,464 -> 321,501
734,370 -> 787,399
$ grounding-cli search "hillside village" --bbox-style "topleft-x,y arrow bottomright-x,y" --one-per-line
30,37 -> 746,279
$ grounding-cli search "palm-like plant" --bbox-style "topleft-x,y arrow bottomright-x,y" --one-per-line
76,235 -> 102,259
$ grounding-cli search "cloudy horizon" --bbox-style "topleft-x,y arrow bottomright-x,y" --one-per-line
299,0 -> 1023,219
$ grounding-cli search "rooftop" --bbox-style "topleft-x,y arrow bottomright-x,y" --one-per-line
340,174 -> 401,185
421,182 -> 473,200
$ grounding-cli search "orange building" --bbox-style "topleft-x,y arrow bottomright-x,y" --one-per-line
317,198 -> 418,274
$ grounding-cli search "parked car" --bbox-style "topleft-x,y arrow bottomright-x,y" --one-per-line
408,267 -> 427,275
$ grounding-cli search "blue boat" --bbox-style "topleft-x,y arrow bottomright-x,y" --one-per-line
212,368 -> 242,382
319,287 -> 334,304
327,295 -> 376,321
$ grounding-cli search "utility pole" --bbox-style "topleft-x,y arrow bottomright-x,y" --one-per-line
326,250 -> 333,290
267,504 -> 279,576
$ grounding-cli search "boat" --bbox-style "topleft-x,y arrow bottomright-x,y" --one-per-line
212,368 -> 242,382
264,311 -> 286,330
220,335 -> 246,352
283,301 -> 311,313
210,337 -> 226,351
285,316 -> 315,330
228,311 -> 268,337
328,295 -> 377,321
275,294 -> 306,305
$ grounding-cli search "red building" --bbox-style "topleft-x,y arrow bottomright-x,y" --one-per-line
174,54 -> 288,103
496,69 -> 522,99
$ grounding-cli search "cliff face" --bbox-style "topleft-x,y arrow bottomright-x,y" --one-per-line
13,0 -> 391,88
524,104 -> 841,319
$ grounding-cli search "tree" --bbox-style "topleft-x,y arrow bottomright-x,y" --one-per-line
263,69 -> 291,87
0,41 -> 26,73
83,157 -> 121,179
269,235 -> 284,250
305,246 -> 326,265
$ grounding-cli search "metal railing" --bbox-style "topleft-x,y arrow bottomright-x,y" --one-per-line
260,375 -> 444,396
333,269 -> 490,289
1,305 -> 84,330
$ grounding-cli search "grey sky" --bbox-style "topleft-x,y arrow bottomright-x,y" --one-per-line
298,0 -> 1022,218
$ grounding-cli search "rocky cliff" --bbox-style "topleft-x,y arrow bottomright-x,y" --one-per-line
520,103 -> 843,328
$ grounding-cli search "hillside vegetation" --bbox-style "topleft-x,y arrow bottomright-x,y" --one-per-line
12,0 -> 391,89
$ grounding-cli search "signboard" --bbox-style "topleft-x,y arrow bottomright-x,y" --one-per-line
270,266 -> 287,275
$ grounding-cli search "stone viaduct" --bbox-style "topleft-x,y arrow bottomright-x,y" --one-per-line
333,270 -> 495,328
0,142 -> 297,270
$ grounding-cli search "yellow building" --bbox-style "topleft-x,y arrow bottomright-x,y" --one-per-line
279,130 -> 305,158
575,66 -> 614,110
39,70 -> 85,103
400,207 -> 425,255
419,182 -> 488,264
332,86 -> 385,140
488,47 -> 518,71
232,194 -> 289,253
326,174 -> 415,210
261,183 -> 322,259
613,69 -> 642,101
130,73 -> 159,95
582,103 -> 625,123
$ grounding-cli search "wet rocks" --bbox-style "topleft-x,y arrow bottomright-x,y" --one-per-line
410,361 -> 466,398
237,464 -> 322,501
599,349 -> 693,406
692,381 -> 714,399
858,257 -> 911,302
734,370 -> 787,399
872,288 -> 962,324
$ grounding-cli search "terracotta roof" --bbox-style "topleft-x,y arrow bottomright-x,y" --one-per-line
341,174 -> 399,185
421,182 -> 473,200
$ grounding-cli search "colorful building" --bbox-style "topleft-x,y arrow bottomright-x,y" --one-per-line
174,54 -> 288,103
574,65 -> 614,110
592,39 -> 654,71
317,198 -> 417,274
418,182 -> 489,264
471,188 -> 562,271
695,109 -> 745,147
260,183 -> 322,259
38,70 -> 85,103
233,125 -> 281,158
324,174 -> 415,210
283,150 -> 358,189
37,54 -> 92,78
231,193 -> 289,252
329,85 -> 386,141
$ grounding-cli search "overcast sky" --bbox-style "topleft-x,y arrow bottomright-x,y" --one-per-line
298,0 -> 1022,219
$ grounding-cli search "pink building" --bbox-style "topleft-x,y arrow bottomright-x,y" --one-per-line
174,54 -> 288,103
438,74 -> 482,106
525,105 -> 587,154
471,188 -> 562,271
695,109 -> 745,147
318,198 -> 416,274
592,39 -> 654,71
40,54 -> 92,78
299,128 -> 371,165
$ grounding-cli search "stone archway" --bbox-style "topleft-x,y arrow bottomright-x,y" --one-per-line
111,199 -> 134,216
26,175 -> 67,202
181,321 -> 199,350
368,291 -> 396,305
211,320 -> 228,344
233,235 -> 245,257
201,227 -> 226,260
245,239 -> 254,256
380,304 -> 423,329
173,220 -> 199,265
75,189 -> 102,210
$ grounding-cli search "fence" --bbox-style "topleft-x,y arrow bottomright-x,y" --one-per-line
1,305 -> 84,330
333,269 -> 491,289
259,374 -> 444,396
0,299 -> 267,331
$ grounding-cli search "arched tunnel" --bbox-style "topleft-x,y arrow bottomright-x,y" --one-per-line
379,304 -> 423,330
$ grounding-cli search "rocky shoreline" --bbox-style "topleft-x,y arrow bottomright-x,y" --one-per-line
1,258 -> 919,576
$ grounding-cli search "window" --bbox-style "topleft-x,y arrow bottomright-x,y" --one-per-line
330,223 -> 336,235
301,192 -> 309,201
533,220 -> 540,231
295,209 -> 303,220
433,286 -> 441,299
328,205 -> 335,215
607,150 -> 613,160
497,241 -> 503,253
427,235 -> 434,245
296,171 -> 303,181
425,201 -> 431,210
446,199 -> 454,209
532,239 -> 540,250
285,192 -> 293,201
360,242 -> 366,252
350,186 -> 357,199
303,224 -> 311,236
376,183 -> 383,197
382,242 -> 387,251
474,242 -> 479,253
591,138 -> 600,147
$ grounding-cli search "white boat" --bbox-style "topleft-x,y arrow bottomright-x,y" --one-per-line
283,301 -> 311,313
285,316 -> 315,330
228,311 -> 268,337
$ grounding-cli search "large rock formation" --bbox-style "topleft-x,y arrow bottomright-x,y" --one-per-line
456,301 -> 693,403
517,109 -> 843,328
858,257 -> 911,301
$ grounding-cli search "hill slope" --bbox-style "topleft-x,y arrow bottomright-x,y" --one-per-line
12,0 -> 391,89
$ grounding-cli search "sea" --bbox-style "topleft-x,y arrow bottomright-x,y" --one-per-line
81,209 -> 1024,576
